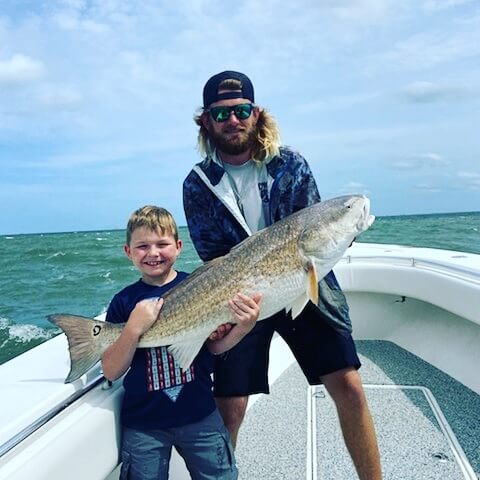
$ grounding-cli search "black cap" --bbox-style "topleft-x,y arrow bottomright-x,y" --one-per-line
203,71 -> 255,108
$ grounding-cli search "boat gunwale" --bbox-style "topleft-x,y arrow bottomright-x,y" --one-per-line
341,253 -> 480,283
0,375 -> 106,459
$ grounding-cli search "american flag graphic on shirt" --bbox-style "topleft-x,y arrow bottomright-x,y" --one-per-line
145,347 -> 194,400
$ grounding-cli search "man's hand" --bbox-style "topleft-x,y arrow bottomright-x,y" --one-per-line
206,293 -> 263,355
228,292 -> 262,334
207,292 -> 262,342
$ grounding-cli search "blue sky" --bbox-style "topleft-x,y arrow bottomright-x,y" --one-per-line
1,0 -> 479,234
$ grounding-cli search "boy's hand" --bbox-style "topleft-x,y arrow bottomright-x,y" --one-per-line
125,298 -> 164,339
228,292 -> 262,334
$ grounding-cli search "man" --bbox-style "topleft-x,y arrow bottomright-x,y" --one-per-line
183,71 -> 382,480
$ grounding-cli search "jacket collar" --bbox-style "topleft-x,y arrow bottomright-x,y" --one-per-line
200,148 -> 280,186
199,155 -> 225,186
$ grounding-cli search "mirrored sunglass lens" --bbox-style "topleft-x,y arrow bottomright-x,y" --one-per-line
234,104 -> 253,119
210,107 -> 229,122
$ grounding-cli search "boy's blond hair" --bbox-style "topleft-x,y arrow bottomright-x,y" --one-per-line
126,206 -> 179,245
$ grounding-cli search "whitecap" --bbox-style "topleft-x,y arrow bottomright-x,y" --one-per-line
8,324 -> 53,343
0,317 -> 11,329
46,252 -> 67,260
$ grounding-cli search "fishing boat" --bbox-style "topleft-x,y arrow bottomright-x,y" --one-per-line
1,243 -> 479,479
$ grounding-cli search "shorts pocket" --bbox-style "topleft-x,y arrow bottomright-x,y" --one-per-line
217,429 -> 235,470
192,410 -> 238,479
215,421 -> 238,479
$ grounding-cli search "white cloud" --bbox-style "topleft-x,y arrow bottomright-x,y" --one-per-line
0,54 -> 46,85
457,171 -> 480,190
392,153 -> 450,170
412,183 -> 442,193
401,81 -> 475,103
296,92 -> 381,113
321,0 -> 398,24
338,181 -> 370,195
422,0 -> 475,11
366,17 -> 480,73
415,153 -> 450,166
41,133 -> 193,169
52,12 -> 111,34
0,182 -> 92,195
36,86 -> 83,110
392,161 -> 415,171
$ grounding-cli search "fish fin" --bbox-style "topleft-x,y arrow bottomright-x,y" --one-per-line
168,337 -> 206,370
289,293 -> 310,319
48,314 -> 120,383
288,262 -> 319,319
307,261 -> 319,305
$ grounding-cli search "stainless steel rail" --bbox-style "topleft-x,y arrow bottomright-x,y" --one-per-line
340,255 -> 480,282
0,375 -> 107,459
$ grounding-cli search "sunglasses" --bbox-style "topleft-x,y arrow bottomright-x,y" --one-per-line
207,103 -> 255,123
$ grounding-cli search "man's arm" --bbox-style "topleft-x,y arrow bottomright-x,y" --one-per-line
101,298 -> 163,381
207,293 -> 262,354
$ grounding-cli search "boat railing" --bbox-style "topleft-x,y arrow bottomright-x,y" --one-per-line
0,374 -> 107,459
340,255 -> 480,284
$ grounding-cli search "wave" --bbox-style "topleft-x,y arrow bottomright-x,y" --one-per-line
45,251 -> 67,260
0,317 -> 57,365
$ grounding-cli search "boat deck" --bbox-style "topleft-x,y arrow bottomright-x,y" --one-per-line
235,339 -> 480,479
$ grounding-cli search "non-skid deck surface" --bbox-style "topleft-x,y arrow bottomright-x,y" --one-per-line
235,340 -> 479,479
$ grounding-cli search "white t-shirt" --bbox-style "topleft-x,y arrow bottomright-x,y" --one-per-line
222,160 -> 267,233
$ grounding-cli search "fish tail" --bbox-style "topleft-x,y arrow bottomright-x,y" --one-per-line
48,314 -> 119,383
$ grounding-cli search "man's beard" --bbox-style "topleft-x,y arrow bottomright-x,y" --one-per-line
209,126 -> 257,155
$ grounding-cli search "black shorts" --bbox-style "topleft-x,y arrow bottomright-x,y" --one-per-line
213,302 -> 361,397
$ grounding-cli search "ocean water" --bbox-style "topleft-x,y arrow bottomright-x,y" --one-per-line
1,211 -> 479,365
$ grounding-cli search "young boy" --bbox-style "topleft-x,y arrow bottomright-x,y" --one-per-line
102,205 -> 261,480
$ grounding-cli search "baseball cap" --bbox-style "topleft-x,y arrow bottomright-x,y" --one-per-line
203,71 -> 255,108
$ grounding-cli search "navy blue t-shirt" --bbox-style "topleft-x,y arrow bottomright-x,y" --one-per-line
106,271 -> 216,429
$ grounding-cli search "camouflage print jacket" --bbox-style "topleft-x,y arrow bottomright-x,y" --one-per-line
182,146 -> 352,333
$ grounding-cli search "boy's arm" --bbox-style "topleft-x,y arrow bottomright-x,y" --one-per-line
102,298 -> 164,381
207,293 -> 262,355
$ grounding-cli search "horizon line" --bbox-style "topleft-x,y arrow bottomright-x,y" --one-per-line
1,209 -> 479,237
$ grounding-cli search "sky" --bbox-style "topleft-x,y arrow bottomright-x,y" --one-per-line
1,0 -> 479,235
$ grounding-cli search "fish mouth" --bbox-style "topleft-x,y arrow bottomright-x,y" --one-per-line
363,197 -> 375,227
355,196 -> 375,232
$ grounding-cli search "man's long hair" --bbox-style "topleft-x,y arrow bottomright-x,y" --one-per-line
194,82 -> 281,161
